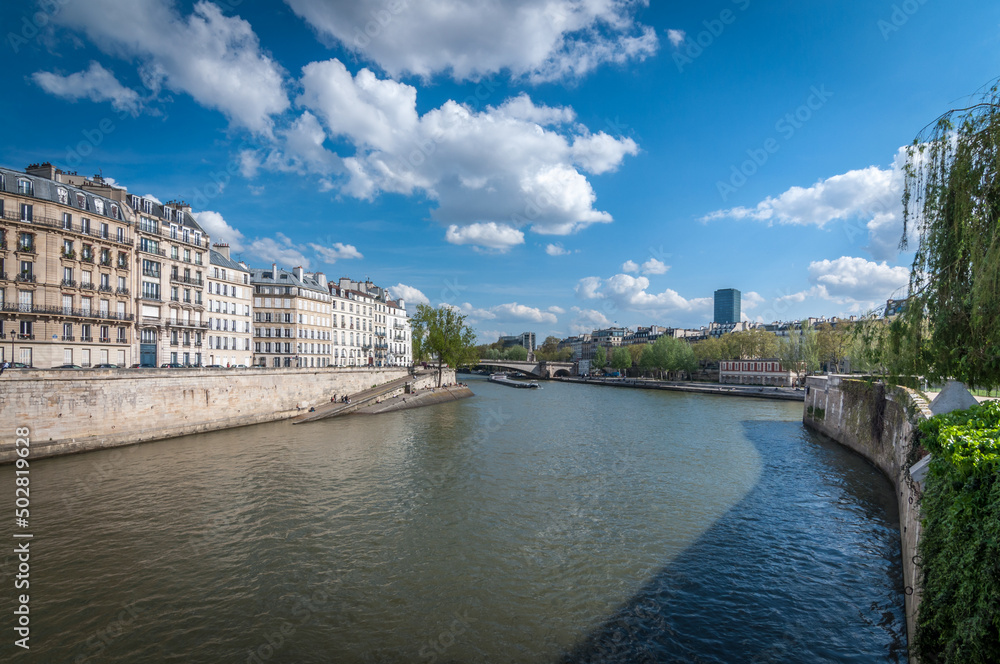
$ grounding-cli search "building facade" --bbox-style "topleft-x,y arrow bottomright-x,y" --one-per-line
713,288 -> 741,325
0,164 -> 135,368
719,358 -> 803,387
206,245 -> 252,367
130,197 -> 210,367
251,265 -> 332,368
385,295 -> 411,367
499,331 -> 536,352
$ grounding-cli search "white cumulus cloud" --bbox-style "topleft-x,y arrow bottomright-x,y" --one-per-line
577,273 -> 712,319
284,0 -> 658,83
51,0 -> 289,134
31,61 -> 142,115
445,222 -> 525,252
545,243 -> 571,256
192,210 -> 246,252
702,148 -> 916,262
666,29 -> 686,48
389,283 -> 429,307
249,233 -> 310,269
569,306 -> 611,335
308,242 -> 363,264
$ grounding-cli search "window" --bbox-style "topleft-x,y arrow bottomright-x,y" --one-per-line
139,238 -> 160,255
62,323 -> 73,339
100,222 -> 109,238
63,267 -> 73,283
19,203 -> 32,222
142,260 -> 160,277
81,217 -> 90,234
142,198 -> 152,214
81,324 -> 92,342
116,227 -> 125,243
169,225 -> 178,239
183,248 -> 191,263
62,296 -> 73,315
110,203 -> 119,219
139,217 -> 156,233
76,193 -> 87,210
94,199 -> 104,216
142,282 -> 160,300
118,276 -> 126,291
17,179 -> 32,195
182,228 -> 189,243
117,327 -> 127,343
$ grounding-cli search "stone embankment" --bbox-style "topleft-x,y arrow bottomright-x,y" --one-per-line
0,366 -> 454,463
804,375 -> 932,663
355,384 -> 473,414
556,376 -> 804,401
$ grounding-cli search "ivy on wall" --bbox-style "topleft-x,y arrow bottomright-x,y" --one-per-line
915,401 -> 1000,663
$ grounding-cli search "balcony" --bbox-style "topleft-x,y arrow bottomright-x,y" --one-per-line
81,282 -> 95,291
99,337 -> 111,343
138,294 -> 162,303
138,245 -> 166,257
15,273 -> 35,283
116,259 -> 129,270
61,279 -> 77,288
170,273 -> 203,287
99,259 -> 113,268
16,244 -> 35,254
98,285 -> 114,293
141,270 -> 161,278
80,335 -> 92,342
116,287 -> 130,296
61,249 -> 77,260
1,207 -> 133,245
62,335 -> 74,341
0,302 -> 135,321
18,334 -> 35,340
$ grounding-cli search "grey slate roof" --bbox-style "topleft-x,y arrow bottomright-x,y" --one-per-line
209,249 -> 248,273
0,165 -> 127,222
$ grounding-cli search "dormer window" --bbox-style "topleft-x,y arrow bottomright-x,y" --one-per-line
129,195 -> 139,209
94,199 -> 104,215
76,193 -> 87,210
142,198 -> 152,214
17,179 -> 32,195
182,228 -> 189,244
110,203 -> 119,219
163,207 -> 172,221
169,224 -> 178,239
57,187 -> 68,204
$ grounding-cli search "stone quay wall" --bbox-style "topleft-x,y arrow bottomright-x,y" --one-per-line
804,374 -> 931,663
0,367 -> 415,463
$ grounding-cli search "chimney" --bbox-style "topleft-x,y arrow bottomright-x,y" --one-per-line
315,272 -> 327,288
293,266 -> 304,281
399,299 -> 406,311
25,162 -> 57,180
213,242 -> 231,260
271,262 -> 277,278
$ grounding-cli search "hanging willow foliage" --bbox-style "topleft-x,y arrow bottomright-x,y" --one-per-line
889,83 -> 1000,389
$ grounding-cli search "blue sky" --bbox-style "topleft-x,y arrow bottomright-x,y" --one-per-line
2,0 -> 997,342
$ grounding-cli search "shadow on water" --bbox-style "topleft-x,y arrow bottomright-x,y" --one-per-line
559,420 -> 908,664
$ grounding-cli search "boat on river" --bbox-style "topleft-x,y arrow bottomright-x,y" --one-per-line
488,373 -> 539,389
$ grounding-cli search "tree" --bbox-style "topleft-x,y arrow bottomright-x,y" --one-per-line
592,345 -> 607,373
610,346 -> 631,375
410,304 -> 478,386
503,345 -> 528,361
885,83 -> 1000,388
626,343 -> 647,367
535,336 -> 561,361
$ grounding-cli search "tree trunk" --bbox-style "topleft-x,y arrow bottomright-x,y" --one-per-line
437,358 -> 443,387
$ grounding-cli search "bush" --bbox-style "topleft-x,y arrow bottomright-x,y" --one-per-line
915,401 -> 1000,663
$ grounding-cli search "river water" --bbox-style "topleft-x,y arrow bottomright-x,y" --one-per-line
4,375 -> 906,663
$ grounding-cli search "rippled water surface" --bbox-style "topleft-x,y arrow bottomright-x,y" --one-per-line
4,376 -> 905,662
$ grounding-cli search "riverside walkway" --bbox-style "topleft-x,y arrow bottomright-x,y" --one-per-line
557,376 -> 805,401
292,371 -> 436,423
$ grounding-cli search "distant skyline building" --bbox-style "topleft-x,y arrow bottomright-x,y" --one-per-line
498,332 -> 535,352
714,288 -> 741,325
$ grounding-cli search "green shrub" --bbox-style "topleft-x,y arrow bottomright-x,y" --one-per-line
915,401 -> 1000,663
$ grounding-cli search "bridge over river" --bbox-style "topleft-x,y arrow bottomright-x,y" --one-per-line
474,359 -> 576,378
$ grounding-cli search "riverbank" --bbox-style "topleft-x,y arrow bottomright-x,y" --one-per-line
555,376 -> 805,401
355,384 -> 474,414
0,367 -> 452,463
